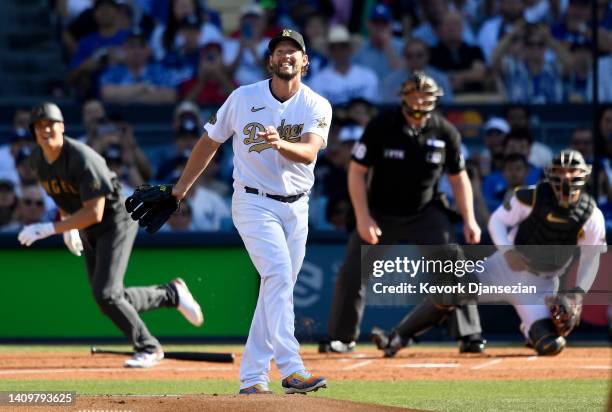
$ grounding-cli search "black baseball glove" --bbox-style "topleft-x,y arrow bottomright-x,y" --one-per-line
125,184 -> 180,234
545,288 -> 585,337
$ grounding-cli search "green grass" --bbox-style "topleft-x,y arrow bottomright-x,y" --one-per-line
0,379 -> 607,412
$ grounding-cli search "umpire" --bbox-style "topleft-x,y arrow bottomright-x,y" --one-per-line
18,103 -> 203,368
321,72 -> 485,354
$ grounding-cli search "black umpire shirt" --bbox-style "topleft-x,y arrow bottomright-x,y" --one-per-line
30,136 -> 124,228
351,109 -> 465,216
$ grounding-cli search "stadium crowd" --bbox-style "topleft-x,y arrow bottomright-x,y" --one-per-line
0,0 -> 611,236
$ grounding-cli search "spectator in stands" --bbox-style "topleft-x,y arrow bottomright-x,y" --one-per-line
101,144 -> 139,197
570,127 -> 594,163
564,43 -> 593,102
500,153 -> 530,204
591,53 -> 612,102
309,25 -> 379,105
172,154 -> 231,231
79,98 -> 106,143
492,22 -> 571,104
224,4 -> 270,86
524,0 -> 564,24
156,112 -> 201,182
380,38 -> 452,104
352,4 -> 403,82
14,147 -> 37,186
0,179 -> 19,232
429,11 -> 487,93
14,184 -> 48,227
345,97 -> 377,128
301,12 -> 330,80
161,14 -> 203,87
0,108 -> 32,184
150,0 -> 224,61
69,0 -> 130,99
161,198 -> 196,232
100,30 -> 177,104
478,0 -> 526,64
180,40 -> 236,105
413,0 -> 476,47
551,0 -> 592,48
478,117 -> 510,177
89,119 -> 152,182
503,104 -> 554,167
482,128 -> 543,211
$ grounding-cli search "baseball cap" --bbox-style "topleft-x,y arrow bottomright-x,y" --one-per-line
0,179 -> 15,192
177,113 -> 200,137
370,4 -> 392,22
241,3 -> 264,17
268,29 -> 306,53
102,144 -> 122,163
174,101 -> 200,118
328,25 -> 351,44
484,117 -> 510,134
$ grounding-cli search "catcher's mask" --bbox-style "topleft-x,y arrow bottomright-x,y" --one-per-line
545,149 -> 591,208
29,102 -> 64,138
399,71 -> 443,120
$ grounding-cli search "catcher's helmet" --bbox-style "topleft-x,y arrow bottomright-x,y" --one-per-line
545,149 -> 591,207
399,71 -> 444,119
29,102 -> 64,137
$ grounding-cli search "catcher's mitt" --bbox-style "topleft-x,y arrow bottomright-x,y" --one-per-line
544,288 -> 584,337
125,184 -> 179,234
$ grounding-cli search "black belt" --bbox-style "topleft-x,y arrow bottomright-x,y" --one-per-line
244,186 -> 305,203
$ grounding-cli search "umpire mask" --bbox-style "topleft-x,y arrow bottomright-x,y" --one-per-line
545,149 -> 591,208
399,71 -> 443,122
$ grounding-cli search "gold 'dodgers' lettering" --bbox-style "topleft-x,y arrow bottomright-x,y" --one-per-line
243,119 -> 304,153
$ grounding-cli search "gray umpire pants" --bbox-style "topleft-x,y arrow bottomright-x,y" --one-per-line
80,215 -> 177,354
327,202 -> 481,342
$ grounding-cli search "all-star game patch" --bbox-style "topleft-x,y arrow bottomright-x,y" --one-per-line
208,112 -> 217,125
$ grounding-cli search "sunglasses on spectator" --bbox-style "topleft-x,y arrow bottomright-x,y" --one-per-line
526,41 -> 546,48
23,198 -> 44,207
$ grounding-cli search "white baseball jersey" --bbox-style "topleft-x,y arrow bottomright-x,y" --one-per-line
204,79 -> 332,196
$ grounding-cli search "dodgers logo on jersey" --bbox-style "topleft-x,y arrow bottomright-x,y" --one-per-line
243,119 -> 304,153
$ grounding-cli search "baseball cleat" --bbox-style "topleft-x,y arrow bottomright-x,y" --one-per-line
533,335 -> 566,356
239,384 -> 273,394
282,371 -> 327,394
124,350 -> 164,368
459,335 -> 487,354
371,327 -> 409,358
172,278 -> 204,327
318,340 -> 355,353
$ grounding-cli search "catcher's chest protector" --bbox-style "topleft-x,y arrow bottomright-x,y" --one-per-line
514,182 -> 595,271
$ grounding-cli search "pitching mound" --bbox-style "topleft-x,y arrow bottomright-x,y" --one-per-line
74,394 -> 420,411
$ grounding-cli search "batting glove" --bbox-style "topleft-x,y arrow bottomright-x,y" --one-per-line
17,222 -> 56,247
63,229 -> 83,256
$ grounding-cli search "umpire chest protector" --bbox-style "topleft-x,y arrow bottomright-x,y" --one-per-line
514,182 -> 594,271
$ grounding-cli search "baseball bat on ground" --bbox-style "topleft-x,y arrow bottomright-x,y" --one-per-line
90,346 -> 235,363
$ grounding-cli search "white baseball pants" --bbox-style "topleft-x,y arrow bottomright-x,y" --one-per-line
232,189 -> 309,389
476,250 -> 559,338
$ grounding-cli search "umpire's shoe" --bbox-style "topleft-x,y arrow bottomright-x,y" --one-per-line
124,350 -> 164,368
318,340 -> 355,354
370,327 -> 410,358
282,371 -> 327,394
459,334 -> 487,354
171,278 -> 204,327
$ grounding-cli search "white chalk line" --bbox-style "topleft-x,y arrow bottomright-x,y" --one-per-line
526,356 -> 538,361
392,363 -> 459,368
341,360 -> 373,370
0,366 -> 231,375
471,359 -> 503,370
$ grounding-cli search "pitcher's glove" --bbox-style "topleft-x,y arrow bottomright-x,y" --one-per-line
545,288 -> 585,337
125,184 -> 179,234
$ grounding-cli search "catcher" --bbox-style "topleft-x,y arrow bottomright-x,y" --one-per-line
373,149 -> 607,356
19,103 -> 204,368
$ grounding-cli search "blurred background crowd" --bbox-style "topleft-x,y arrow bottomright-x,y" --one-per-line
0,0 -> 611,238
